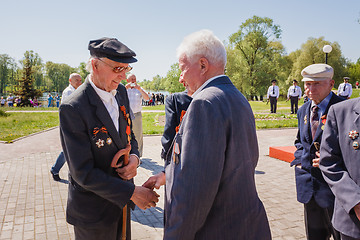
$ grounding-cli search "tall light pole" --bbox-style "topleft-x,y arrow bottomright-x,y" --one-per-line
323,45 -> 332,64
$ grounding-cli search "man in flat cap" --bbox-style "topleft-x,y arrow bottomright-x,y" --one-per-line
287,79 -> 302,114
291,63 -> 343,240
337,77 -> 353,99
143,29 -> 271,239
267,79 -> 279,113
59,37 -> 159,240
320,95 -> 360,240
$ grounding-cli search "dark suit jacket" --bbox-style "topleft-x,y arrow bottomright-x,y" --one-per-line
164,76 -> 271,240
291,92 -> 343,208
161,91 -> 192,161
320,98 -> 360,238
59,79 -> 139,229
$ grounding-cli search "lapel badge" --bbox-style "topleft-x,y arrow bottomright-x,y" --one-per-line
304,115 -> 307,125
349,130 -> 359,140
96,139 -> 105,148
353,141 -> 359,150
106,137 -> 112,145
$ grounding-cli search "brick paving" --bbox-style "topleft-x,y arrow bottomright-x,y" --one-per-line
0,127 -> 314,239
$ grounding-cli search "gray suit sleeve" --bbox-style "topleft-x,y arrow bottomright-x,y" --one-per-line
320,106 -> 360,213
164,98 -> 226,239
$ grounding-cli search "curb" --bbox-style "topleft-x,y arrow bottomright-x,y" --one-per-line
0,126 -> 59,144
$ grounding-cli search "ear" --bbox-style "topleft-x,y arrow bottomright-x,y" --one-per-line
92,59 -> 99,73
199,57 -> 209,73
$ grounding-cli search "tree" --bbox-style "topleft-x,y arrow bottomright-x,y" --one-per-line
288,37 -> 347,88
228,16 -> 287,99
162,63 -> 184,93
15,51 -> 42,106
45,62 -> 77,92
78,62 -> 89,80
346,58 -> 360,84
0,54 -> 17,94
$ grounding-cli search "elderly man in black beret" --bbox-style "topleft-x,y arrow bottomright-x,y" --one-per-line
59,37 -> 159,240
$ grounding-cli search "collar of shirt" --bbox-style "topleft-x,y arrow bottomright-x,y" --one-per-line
192,75 -> 226,98
89,76 -> 119,131
311,91 -> 333,117
67,84 -> 76,92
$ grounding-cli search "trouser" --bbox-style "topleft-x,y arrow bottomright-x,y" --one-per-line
74,207 -> 131,240
270,97 -> 277,113
51,151 -> 66,174
290,96 -> 299,114
304,198 -> 340,240
132,112 -> 143,157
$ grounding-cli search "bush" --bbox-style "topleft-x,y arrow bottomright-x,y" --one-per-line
0,109 -> 8,117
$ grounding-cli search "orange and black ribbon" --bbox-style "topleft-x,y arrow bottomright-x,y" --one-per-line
120,105 -> 131,143
93,126 -> 108,136
175,110 -> 187,133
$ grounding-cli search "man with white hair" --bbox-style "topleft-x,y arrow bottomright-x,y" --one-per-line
125,73 -> 149,158
143,29 -> 271,239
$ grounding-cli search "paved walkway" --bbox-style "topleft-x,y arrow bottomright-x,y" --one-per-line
0,127 -> 310,239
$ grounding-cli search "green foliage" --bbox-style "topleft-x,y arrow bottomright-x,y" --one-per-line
0,54 -> 17,94
45,61 -> 77,93
0,109 -> 8,117
227,16 -> 288,99
288,37 -> 347,89
162,63 -> 185,93
78,62 -> 90,81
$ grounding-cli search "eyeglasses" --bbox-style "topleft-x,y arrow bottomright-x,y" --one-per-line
97,58 -> 133,73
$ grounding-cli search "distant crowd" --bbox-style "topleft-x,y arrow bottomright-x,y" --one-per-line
143,92 -> 166,106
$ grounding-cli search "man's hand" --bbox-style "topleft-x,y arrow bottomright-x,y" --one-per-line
116,155 -> 138,180
143,172 -> 166,190
354,203 -> 360,221
312,151 -> 320,168
131,186 -> 160,210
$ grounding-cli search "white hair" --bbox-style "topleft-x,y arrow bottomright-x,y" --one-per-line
86,57 -> 96,74
69,73 -> 81,80
176,29 -> 227,69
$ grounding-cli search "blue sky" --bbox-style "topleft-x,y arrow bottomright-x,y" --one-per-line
1,0 -> 359,82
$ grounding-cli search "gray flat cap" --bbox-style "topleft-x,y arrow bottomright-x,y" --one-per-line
301,64 -> 333,82
88,37 -> 137,63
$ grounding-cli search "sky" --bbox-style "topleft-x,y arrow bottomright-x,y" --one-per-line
1,0 -> 359,82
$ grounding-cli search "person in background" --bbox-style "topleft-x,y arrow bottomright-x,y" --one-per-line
337,77 -> 352,99
55,93 -> 60,107
287,79 -> 302,114
291,63 -> 343,240
125,73 -> 149,158
1,96 -> 5,107
47,94 -> 53,107
50,73 -> 82,181
320,97 -> 360,240
143,29 -> 271,239
7,93 -> 14,107
267,79 -> 279,113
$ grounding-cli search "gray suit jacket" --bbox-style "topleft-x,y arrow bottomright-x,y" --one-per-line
164,76 -> 271,240
320,97 -> 360,238
59,79 -> 138,230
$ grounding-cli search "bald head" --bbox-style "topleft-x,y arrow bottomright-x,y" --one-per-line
69,73 -> 82,89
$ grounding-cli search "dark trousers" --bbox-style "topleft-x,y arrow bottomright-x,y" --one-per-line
74,207 -> 131,240
270,97 -> 277,113
290,96 -> 299,114
304,198 -> 340,240
341,233 -> 360,240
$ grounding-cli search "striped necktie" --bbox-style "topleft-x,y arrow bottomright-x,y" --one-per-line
311,105 -> 319,139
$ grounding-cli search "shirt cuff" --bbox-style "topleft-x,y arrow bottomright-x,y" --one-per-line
130,154 -> 140,167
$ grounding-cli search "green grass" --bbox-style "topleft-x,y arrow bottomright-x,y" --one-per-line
142,112 -> 165,134
142,105 -> 165,111
0,112 -> 59,142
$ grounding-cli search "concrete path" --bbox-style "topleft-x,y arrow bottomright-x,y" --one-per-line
0,127 -> 312,239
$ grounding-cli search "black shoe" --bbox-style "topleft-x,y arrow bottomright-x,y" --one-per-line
50,171 -> 61,181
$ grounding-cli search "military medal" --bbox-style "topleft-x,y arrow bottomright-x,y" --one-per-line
96,139 -> 104,148
321,125 -> 325,130
304,115 -> 307,125
173,143 -> 180,164
349,130 -> 359,140
353,141 -> 359,150
106,137 -> 112,145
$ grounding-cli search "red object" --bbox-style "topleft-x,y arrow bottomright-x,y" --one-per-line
269,146 -> 296,163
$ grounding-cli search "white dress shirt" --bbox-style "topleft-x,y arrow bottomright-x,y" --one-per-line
287,85 -> 302,99
337,82 -> 353,97
127,87 -> 144,113
267,85 -> 279,98
61,84 -> 76,103
89,77 -> 119,132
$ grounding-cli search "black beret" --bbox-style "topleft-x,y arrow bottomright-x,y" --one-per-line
88,37 -> 137,63
293,79 -> 298,83
271,79 -> 277,83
